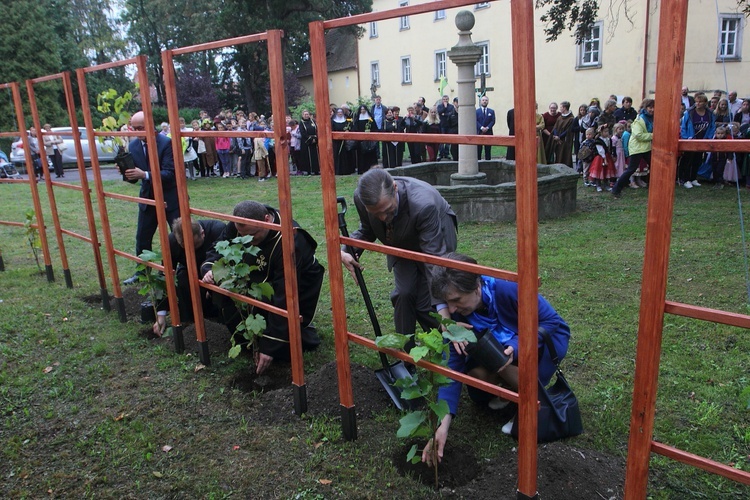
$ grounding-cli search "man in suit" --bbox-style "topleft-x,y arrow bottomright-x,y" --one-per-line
152,218 -> 226,335
436,95 -> 456,159
476,95 -> 496,161
123,110 -> 180,285
341,168 -> 458,346
506,108 -> 515,160
681,86 -> 695,111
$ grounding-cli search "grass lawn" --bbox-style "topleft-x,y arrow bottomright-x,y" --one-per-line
0,170 -> 748,498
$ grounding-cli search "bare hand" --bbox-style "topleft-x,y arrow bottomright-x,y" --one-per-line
340,251 -> 363,283
255,352 -> 273,375
124,167 -> 147,181
202,270 -> 215,285
152,315 -> 167,336
422,415 -> 451,466
451,322 -> 474,356
497,346 -> 514,372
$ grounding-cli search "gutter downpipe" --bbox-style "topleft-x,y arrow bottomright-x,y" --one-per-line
642,0 -> 651,100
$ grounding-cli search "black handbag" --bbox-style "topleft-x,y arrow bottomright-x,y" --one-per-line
511,329 -> 583,443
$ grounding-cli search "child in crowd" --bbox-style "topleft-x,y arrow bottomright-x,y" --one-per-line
581,127 -> 597,186
710,126 -> 733,188
253,137 -> 269,181
289,120 -> 301,174
612,122 -> 626,178
588,124 -> 617,192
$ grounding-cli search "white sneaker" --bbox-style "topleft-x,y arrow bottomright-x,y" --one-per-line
691,180 -> 701,186
596,186 -> 603,192
683,181 -> 693,189
501,417 -> 515,435
488,397 -> 510,410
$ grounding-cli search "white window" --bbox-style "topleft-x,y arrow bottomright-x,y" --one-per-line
476,2 -> 490,9
399,1 -> 410,31
401,56 -> 412,84
435,50 -> 447,81
369,21 -> 378,38
577,21 -> 603,69
718,15 -> 743,60
328,78 -> 333,90
435,9 -> 446,20
474,41 -> 490,77
371,61 -> 380,87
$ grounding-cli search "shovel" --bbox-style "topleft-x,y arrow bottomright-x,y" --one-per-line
337,197 -> 421,411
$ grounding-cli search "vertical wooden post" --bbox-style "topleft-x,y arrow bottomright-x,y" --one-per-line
267,29 -> 308,414
135,55 -> 182,345
162,49 -> 196,357
61,72 -> 110,309
76,68 -> 127,322
13,82 -> 55,283
310,20 -> 357,440
624,0 -> 688,497
510,1 -> 539,498
26,78 -> 73,288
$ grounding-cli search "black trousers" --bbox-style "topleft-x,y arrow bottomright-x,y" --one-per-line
135,206 -> 179,257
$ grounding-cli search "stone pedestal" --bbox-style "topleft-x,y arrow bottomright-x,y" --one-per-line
447,10 -> 482,179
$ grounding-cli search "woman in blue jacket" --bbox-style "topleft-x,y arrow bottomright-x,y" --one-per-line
422,252 -> 571,465
679,94 -> 716,188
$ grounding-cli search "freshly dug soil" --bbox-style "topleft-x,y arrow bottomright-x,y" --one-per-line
395,442 -> 480,489
451,441 -> 624,499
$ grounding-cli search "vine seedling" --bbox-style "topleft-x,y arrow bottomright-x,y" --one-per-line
23,209 -> 42,272
210,235 -> 273,360
375,314 -> 475,489
135,250 -> 172,336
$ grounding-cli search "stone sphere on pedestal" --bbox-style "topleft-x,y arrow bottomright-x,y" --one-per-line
455,10 -> 475,31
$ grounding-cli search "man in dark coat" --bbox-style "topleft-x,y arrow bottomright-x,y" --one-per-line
436,95 -> 456,159
201,201 -> 324,374
341,168 -> 457,346
476,95 -> 496,160
123,110 -> 180,285
153,218 -> 226,335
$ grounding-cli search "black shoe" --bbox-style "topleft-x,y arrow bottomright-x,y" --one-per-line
123,273 -> 142,286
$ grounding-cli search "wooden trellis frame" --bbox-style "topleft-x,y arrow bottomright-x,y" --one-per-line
161,30 -> 311,414
624,0 -> 750,496
0,81 -> 55,282
25,72 -> 109,307
75,56 -> 183,355
310,1 -> 542,498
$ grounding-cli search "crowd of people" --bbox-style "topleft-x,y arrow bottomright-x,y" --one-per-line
530,88 -> 749,197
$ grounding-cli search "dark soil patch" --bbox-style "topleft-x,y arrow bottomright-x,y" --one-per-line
394,442 -> 479,489
228,362 -> 292,393
254,361 -> 394,424
80,286 -> 148,321
451,441 -> 624,499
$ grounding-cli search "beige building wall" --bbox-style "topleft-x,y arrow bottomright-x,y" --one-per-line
300,69 -> 361,109
355,0 -> 748,134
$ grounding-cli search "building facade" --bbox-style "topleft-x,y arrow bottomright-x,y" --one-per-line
311,0 -> 748,132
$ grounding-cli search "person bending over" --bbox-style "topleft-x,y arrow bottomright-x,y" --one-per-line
422,252 -> 571,466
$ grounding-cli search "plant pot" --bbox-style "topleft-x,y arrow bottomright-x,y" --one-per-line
465,330 -> 511,373
115,148 -> 139,184
140,301 -> 156,324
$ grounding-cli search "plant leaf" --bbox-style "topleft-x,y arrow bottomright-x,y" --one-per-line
430,399 -> 451,421
397,411 -> 426,438
228,344 -> 242,358
409,346 -> 430,363
406,444 -> 418,463
444,323 -> 477,343
375,333 -> 409,350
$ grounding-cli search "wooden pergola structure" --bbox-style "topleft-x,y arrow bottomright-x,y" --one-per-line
160,30 -> 312,413
26,72 -> 109,305
0,81 -> 55,282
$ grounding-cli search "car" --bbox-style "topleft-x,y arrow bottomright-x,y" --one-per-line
10,127 -> 118,170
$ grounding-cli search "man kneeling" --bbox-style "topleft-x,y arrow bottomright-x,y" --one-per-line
201,201 -> 324,374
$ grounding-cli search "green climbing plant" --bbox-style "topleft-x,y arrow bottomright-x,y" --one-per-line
210,235 -> 274,360
135,249 -> 172,337
23,209 -> 42,272
96,87 -> 136,151
375,314 -> 476,489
